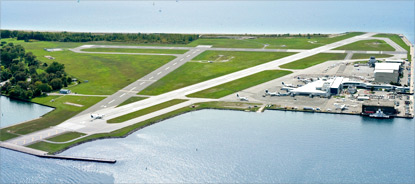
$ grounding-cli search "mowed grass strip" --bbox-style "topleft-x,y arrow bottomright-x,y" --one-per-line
138,51 -> 295,95
373,33 -> 411,61
351,53 -> 393,60
26,101 -> 260,154
333,39 -> 395,51
187,70 -> 292,99
280,53 -> 347,69
107,99 -> 188,123
47,132 -> 86,142
81,48 -> 188,54
0,96 -> 104,137
187,32 -> 364,49
116,97 -> 148,107
4,39 -> 175,95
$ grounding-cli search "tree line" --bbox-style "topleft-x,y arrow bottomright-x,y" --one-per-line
0,42 -> 71,100
1,30 -> 199,44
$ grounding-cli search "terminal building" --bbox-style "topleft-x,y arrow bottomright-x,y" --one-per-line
374,63 -> 401,83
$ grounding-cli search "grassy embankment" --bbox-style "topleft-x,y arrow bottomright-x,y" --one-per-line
2,39 -> 176,95
47,132 -> 86,142
373,33 -> 412,61
351,53 -> 393,60
280,53 -> 347,69
187,32 -> 364,49
0,96 -> 104,141
138,51 -> 295,95
187,70 -> 292,99
81,48 -> 188,54
116,97 -> 148,107
27,101 -> 261,154
107,99 -> 188,123
333,39 -> 395,51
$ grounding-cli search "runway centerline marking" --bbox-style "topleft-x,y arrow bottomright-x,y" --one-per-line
173,62 -> 177,65
157,72 -> 162,75
180,58 -> 184,61
165,67 -> 170,70
149,77 -> 154,80
131,87 -> 136,91
140,82 -> 145,85
186,55 -> 190,57
120,93 -> 126,97
108,100 -> 115,104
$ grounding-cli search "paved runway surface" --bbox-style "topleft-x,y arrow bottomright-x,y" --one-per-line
5,32 -> 410,146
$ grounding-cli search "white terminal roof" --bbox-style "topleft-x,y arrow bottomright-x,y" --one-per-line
374,69 -> 394,73
330,77 -> 343,89
375,63 -> 401,71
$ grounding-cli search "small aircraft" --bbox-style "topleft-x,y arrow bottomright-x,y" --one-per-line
282,82 -> 294,87
265,89 -> 280,96
91,114 -> 105,120
236,93 -> 248,101
334,103 -> 348,110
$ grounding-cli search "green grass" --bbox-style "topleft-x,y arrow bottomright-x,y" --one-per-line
138,51 -> 295,95
333,39 -> 395,51
373,33 -> 411,61
187,32 -> 364,49
116,97 -> 148,107
81,48 -> 188,54
26,101 -> 261,154
3,39 -> 175,95
0,96 -> 104,137
188,70 -> 292,99
351,53 -> 393,60
280,53 -> 347,69
46,132 -> 86,142
107,99 -> 188,123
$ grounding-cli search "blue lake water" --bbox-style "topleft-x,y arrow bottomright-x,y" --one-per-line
1,1 -> 414,42
1,1 -> 415,183
0,96 -> 54,128
1,110 -> 414,183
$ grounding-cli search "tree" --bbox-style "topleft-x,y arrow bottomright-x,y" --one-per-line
37,83 -> 52,92
49,78 -> 62,90
24,52 -> 38,66
46,61 -> 65,74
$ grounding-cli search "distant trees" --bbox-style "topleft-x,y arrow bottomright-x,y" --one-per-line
0,42 -> 71,100
2,30 -> 199,44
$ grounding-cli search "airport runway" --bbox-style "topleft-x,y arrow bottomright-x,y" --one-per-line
6,32 -> 409,146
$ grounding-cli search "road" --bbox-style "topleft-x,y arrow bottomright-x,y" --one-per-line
4,32 -> 409,146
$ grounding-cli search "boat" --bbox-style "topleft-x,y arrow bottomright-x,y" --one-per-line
369,109 -> 390,119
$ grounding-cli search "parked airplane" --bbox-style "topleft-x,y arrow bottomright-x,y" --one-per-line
91,114 -> 105,120
236,93 -> 248,101
265,89 -> 280,96
282,82 -> 294,87
334,103 -> 348,110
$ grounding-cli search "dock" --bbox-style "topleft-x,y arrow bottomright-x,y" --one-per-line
0,142 -> 116,164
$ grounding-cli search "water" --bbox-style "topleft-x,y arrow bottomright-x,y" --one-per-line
0,96 -> 54,128
1,110 -> 413,183
1,1 -> 414,43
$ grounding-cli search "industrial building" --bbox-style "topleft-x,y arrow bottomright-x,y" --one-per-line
374,63 -> 401,83
362,101 -> 397,116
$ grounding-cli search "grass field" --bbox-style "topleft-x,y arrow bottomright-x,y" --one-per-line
116,97 -> 148,107
373,33 -> 411,61
333,39 -> 395,51
0,96 -> 104,139
187,70 -> 292,99
2,39 -> 175,95
46,132 -> 86,142
81,48 -> 188,54
351,53 -> 393,60
280,53 -> 347,69
138,51 -> 295,95
26,101 -> 260,154
187,32 -> 364,49
107,99 -> 188,123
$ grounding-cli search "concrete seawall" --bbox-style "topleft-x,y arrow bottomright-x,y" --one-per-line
0,142 -> 116,164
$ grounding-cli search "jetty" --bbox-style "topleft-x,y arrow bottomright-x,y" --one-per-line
0,142 -> 116,164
